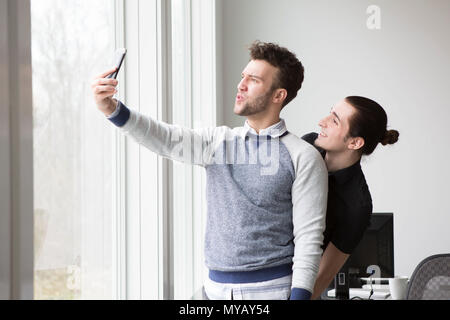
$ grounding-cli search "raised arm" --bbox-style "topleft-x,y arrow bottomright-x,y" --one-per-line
91,69 -> 216,166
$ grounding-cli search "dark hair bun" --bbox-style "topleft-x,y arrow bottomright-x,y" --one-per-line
381,130 -> 399,145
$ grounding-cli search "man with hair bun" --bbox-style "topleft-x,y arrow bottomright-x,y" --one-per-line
302,96 -> 399,299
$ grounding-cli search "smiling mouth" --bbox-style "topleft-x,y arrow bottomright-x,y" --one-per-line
319,132 -> 327,137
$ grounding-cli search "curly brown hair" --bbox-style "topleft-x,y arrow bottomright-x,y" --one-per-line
249,41 -> 304,108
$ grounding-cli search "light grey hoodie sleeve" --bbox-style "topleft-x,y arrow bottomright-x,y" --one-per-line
119,107 -> 220,167
281,133 -> 328,293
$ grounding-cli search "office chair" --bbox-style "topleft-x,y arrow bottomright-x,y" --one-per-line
406,253 -> 450,300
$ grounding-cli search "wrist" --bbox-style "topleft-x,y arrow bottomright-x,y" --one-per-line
106,100 -> 130,127
104,98 -> 118,117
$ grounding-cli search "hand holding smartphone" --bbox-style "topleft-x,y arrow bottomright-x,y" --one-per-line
91,48 -> 127,116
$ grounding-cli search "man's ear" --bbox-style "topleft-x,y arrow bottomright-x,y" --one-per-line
273,88 -> 287,105
347,136 -> 365,151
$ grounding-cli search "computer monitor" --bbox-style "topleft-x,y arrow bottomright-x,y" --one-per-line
332,212 -> 395,289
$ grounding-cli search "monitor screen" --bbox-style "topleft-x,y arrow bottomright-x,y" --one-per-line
331,212 -> 394,289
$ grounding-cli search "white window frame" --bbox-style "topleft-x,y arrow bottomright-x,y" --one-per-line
111,0 -> 127,300
116,0 -> 172,300
118,0 -> 219,300
171,0 -> 219,299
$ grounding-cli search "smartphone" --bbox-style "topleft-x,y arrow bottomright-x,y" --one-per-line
107,48 -> 127,79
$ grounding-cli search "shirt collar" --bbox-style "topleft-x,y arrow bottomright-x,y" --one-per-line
241,118 -> 288,139
329,160 -> 362,185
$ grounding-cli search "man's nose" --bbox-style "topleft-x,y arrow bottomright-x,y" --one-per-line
318,117 -> 327,127
237,78 -> 247,91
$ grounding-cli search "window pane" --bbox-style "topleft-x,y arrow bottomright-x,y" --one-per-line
171,0 -> 210,300
31,0 -> 116,299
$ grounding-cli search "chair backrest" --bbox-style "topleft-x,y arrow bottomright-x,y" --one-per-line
406,254 -> 450,300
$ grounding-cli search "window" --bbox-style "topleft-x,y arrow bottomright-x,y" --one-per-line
28,0 -> 218,300
171,0 -> 218,299
31,0 -> 116,299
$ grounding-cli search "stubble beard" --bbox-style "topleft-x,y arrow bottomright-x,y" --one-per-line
236,90 -> 274,117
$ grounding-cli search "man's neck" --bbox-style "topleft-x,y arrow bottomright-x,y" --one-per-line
324,150 -> 361,172
246,114 -> 281,134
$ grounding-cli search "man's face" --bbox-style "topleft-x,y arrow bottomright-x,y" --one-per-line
315,99 -> 356,152
234,59 -> 278,116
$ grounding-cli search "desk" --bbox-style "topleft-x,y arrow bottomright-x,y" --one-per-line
322,288 -> 391,300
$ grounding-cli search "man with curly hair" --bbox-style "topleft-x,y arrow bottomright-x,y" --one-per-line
92,41 -> 327,300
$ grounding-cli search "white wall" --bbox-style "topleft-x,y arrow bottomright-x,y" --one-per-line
219,0 -> 450,278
